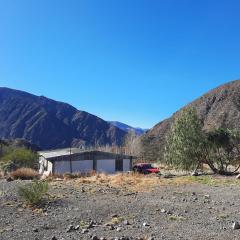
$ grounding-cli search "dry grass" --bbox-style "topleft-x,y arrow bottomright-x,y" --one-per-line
76,173 -> 240,192
46,171 -> 97,181
76,172 -> 161,192
11,168 -> 39,180
49,171 -> 240,193
159,175 -> 240,186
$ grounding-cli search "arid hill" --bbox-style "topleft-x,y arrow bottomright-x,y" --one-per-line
0,87 -> 126,150
142,80 -> 240,161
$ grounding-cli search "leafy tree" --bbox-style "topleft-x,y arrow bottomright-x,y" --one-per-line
164,107 -> 204,171
205,128 -> 240,174
164,106 -> 240,175
0,147 -> 38,172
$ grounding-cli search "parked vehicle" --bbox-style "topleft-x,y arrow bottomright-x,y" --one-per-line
133,163 -> 160,174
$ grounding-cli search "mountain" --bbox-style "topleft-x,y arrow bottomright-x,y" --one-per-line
142,80 -> 240,161
108,121 -> 148,135
4,138 -> 41,152
0,87 -> 127,150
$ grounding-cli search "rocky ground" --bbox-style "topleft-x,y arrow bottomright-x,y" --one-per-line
1,175 -> 240,240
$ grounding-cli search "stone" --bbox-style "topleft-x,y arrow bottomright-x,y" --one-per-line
74,225 -> 80,230
92,236 -> 99,240
66,225 -> 74,232
109,225 -> 114,230
123,220 -> 130,225
232,221 -> 240,230
6,176 -> 14,182
191,171 -> 198,176
160,209 -> 166,213
51,237 -> 57,240
116,227 -> 122,232
87,220 -> 94,229
81,229 -> 89,234
143,222 -> 150,227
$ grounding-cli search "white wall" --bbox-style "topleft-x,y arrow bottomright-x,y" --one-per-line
72,160 -> 93,174
39,157 -> 53,174
47,161 -> 53,172
123,159 -> 131,172
97,159 -> 116,174
54,161 -> 71,174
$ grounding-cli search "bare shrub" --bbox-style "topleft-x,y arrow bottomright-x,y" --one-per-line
11,168 -> 39,180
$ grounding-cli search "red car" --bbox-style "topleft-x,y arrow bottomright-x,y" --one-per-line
133,163 -> 160,174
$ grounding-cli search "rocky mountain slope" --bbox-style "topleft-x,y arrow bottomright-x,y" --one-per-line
142,80 -> 240,161
0,87 -> 127,150
108,121 -> 147,135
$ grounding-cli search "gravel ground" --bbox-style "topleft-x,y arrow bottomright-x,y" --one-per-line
1,177 -> 240,240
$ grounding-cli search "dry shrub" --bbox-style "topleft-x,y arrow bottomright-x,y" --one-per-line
11,168 -> 39,180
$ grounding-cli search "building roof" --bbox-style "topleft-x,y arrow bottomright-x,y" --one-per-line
38,148 -> 133,160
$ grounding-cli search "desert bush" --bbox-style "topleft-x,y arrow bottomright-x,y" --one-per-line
18,180 -> 49,206
0,148 -> 38,172
11,168 -> 39,180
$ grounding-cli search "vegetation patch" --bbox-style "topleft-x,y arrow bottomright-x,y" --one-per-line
0,145 -> 38,173
160,175 -> 240,186
18,180 -> 49,206
168,215 -> 186,221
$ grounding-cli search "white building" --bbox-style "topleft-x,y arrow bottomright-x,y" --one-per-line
39,148 -> 133,176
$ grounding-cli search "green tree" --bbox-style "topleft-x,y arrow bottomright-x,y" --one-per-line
164,107 -> 204,171
164,106 -> 240,175
0,148 -> 38,172
205,128 -> 240,175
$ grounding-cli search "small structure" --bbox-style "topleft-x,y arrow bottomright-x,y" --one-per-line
39,148 -> 133,176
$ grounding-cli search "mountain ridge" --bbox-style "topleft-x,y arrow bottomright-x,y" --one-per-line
142,79 -> 240,161
0,87 -> 127,150
108,121 -> 148,135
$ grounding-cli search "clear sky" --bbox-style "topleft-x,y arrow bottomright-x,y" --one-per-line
1,0 -> 240,129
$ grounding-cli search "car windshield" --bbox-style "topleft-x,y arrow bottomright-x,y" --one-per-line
142,164 -> 154,169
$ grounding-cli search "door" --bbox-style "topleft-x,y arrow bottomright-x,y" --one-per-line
115,159 -> 123,172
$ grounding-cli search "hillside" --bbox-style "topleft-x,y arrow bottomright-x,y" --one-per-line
108,121 -> 147,135
0,87 -> 127,150
142,80 -> 240,161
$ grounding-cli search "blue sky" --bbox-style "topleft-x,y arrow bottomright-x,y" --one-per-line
1,0 -> 240,128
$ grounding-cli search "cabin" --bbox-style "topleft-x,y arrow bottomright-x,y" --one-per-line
38,148 -> 133,176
